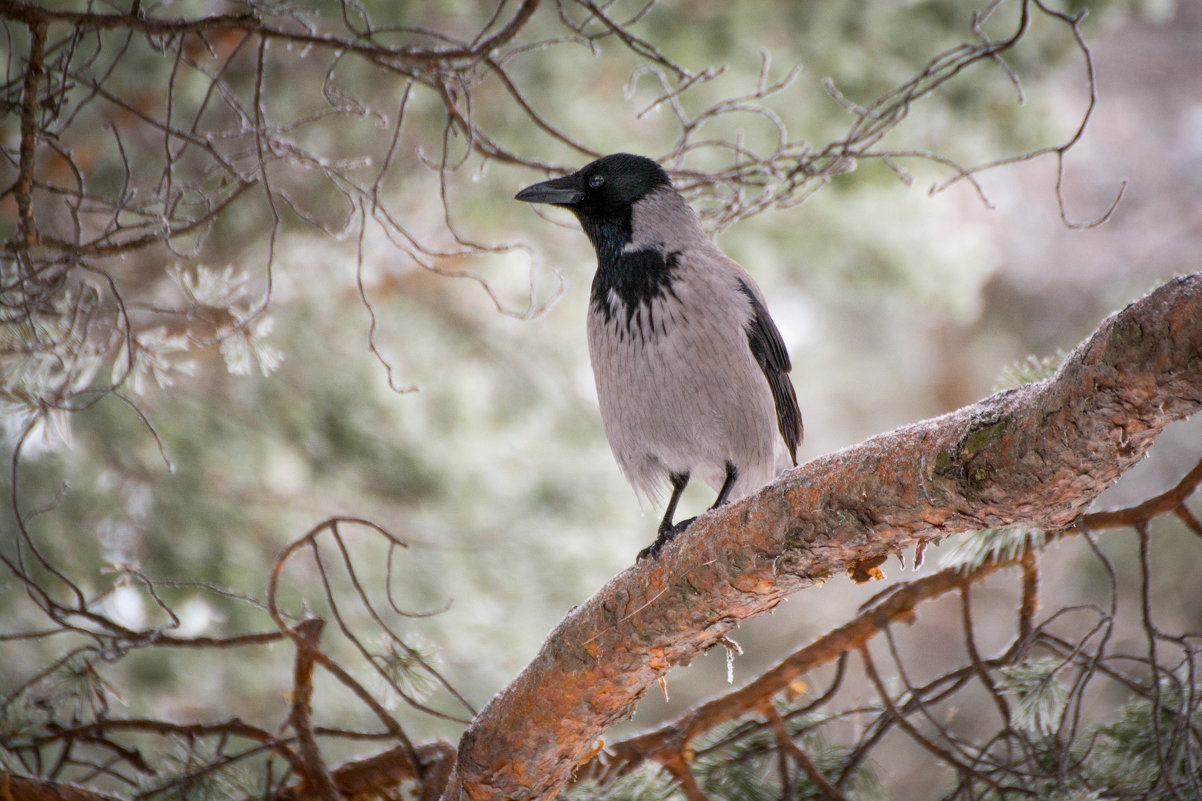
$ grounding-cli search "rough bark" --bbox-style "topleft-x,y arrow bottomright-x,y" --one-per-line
0,774 -> 125,801
440,273 -> 1202,801
585,455 -> 1202,782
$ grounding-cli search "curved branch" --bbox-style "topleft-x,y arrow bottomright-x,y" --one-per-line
441,273 -> 1202,801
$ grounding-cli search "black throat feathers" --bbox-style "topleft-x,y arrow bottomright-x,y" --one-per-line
581,214 -> 681,328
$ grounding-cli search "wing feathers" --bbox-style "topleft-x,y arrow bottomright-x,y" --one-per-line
736,279 -> 803,465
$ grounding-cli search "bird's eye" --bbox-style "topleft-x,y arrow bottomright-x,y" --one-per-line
588,174 -> 606,189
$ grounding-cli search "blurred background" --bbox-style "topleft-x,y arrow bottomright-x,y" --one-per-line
2,0 -> 1200,796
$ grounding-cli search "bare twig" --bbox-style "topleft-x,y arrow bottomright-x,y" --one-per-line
766,708 -> 846,801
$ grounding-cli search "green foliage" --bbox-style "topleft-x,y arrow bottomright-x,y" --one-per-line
994,350 -> 1068,391
134,738 -> 262,801
958,673 -> 1202,800
562,766 -> 681,801
692,713 -> 880,801
0,696 -> 50,763
1087,677 -> 1202,795
372,633 -> 444,705
940,527 -> 1047,571
560,708 -> 884,801
997,657 -> 1070,735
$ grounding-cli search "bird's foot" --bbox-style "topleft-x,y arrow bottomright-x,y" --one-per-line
637,516 -> 697,562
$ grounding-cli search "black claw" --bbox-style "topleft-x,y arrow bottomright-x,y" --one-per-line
637,516 -> 697,562
636,541 -> 663,562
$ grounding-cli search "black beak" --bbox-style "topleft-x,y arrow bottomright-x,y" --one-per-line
515,173 -> 584,206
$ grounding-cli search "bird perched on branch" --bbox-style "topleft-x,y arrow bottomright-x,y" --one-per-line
516,153 -> 802,560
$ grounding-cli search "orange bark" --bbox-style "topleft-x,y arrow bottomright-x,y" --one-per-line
440,274 -> 1202,801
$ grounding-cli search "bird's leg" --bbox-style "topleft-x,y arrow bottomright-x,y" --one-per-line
638,471 -> 690,561
638,463 -> 741,561
658,471 -> 690,533
710,461 -> 738,509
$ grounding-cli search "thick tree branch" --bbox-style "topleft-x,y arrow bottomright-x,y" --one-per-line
441,273 -> 1202,801
268,459 -> 1202,799
0,773 -> 124,801
584,452 -> 1202,784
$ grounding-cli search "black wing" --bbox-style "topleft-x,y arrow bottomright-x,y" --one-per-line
737,279 -> 802,465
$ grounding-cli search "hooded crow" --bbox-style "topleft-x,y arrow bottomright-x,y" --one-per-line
516,153 -> 802,560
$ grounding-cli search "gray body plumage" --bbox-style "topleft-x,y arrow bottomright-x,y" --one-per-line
516,153 -> 801,558
587,188 -> 789,503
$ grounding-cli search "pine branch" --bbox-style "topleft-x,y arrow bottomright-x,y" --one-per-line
441,273 -> 1202,801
